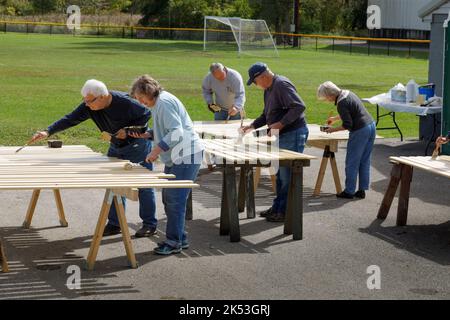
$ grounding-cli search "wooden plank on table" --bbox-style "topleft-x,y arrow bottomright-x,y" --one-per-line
0,177 -> 176,183
390,156 -> 450,179
0,180 -> 197,187
0,169 -> 153,174
0,182 -> 199,190
203,139 -> 316,162
0,145 -> 93,154
0,174 -> 171,179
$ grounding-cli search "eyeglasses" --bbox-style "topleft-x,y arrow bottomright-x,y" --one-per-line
84,96 -> 100,106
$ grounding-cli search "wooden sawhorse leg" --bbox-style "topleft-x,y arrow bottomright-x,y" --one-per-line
220,165 -> 240,242
313,146 -> 342,196
377,163 -> 413,226
54,189 -> 69,227
284,160 -> 304,240
238,165 -> 256,218
86,189 -> 138,270
23,189 -> 68,229
0,240 -> 9,273
254,167 -> 276,192
185,190 -> 193,221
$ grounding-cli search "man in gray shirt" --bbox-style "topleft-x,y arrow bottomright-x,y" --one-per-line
202,63 -> 246,120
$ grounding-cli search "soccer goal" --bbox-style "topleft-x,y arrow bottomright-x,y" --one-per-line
203,16 -> 279,57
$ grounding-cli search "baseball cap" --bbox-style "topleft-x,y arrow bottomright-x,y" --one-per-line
247,62 -> 268,86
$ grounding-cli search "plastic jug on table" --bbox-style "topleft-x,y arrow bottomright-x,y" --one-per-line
406,79 -> 419,103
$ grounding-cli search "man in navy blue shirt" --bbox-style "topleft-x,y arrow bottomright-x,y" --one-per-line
30,79 -> 157,237
241,63 -> 309,223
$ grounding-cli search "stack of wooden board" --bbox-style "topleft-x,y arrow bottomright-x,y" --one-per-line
194,120 -> 351,196
0,145 -> 198,271
201,138 -> 316,242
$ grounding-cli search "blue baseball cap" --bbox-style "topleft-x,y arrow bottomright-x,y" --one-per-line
247,62 -> 268,86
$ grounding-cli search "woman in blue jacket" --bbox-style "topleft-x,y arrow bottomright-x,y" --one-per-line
130,75 -> 204,255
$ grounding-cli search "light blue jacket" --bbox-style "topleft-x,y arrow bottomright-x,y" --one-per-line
151,91 -> 204,166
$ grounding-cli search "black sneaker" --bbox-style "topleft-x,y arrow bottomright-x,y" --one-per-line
354,190 -> 366,199
103,224 -> 121,236
336,191 -> 354,199
266,212 -> 285,223
259,208 -> 272,218
135,225 -> 157,238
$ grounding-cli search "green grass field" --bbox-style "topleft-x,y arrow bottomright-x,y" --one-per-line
0,33 -> 429,153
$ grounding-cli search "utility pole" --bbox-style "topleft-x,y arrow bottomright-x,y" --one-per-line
293,0 -> 300,48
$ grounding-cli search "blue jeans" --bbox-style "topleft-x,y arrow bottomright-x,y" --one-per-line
162,153 -> 202,248
272,126 -> 309,215
107,139 -> 157,228
214,110 -> 241,121
345,122 -> 376,194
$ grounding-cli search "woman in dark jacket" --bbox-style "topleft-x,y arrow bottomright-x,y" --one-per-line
317,81 -> 376,199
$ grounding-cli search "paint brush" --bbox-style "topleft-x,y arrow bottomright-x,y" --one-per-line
15,138 -> 34,153
236,108 -> 246,145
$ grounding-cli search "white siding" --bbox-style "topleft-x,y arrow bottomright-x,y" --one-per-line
422,2 -> 450,22
369,0 -> 431,30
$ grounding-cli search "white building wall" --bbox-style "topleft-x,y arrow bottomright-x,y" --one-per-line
369,0 -> 431,30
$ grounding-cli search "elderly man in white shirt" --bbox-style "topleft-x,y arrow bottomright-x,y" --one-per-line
202,62 -> 246,120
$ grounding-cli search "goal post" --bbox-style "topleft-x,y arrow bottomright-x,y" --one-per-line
203,16 -> 279,57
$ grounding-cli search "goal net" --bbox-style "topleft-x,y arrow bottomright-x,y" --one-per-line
203,16 -> 279,57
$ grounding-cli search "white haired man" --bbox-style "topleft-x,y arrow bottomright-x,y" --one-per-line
202,62 -> 246,120
30,79 -> 158,237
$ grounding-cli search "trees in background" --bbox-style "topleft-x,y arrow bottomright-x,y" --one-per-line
0,0 -> 369,35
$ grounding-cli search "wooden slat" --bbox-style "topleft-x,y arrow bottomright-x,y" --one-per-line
0,182 -> 198,190
202,139 -> 316,163
0,145 -> 195,192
